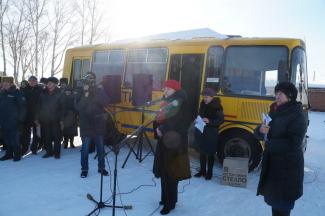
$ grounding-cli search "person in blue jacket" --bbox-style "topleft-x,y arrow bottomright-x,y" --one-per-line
0,77 -> 26,161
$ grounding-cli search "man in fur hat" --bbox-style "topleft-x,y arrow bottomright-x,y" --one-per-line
35,76 -> 65,159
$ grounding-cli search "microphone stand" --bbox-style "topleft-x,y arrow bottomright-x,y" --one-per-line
121,106 -> 155,168
86,141 -> 132,216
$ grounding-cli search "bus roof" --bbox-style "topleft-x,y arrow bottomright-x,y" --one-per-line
66,37 -> 305,53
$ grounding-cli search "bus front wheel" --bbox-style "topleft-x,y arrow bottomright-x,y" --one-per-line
217,129 -> 262,172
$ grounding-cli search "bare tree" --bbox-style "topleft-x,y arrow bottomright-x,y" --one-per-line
0,0 -> 9,75
86,0 -> 104,45
48,0 -> 77,76
26,0 -> 47,78
6,2 -> 30,84
73,0 -> 86,45
20,40 -> 35,80
74,0 -> 108,45
38,30 -> 49,77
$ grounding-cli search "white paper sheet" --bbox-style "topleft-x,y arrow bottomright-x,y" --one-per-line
262,113 -> 272,141
195,116 -> 206,133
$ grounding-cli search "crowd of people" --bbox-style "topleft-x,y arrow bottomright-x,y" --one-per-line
0,74 -> 307,216
0,75 -> 77,161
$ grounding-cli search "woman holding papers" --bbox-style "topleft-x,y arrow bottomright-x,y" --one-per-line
194,88 -> 224,180
255,82 -> 307,216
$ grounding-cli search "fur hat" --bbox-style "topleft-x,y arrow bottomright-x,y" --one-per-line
47,76 -> 59,85
164,80 -> 181,91
28,75 -> 37,81
275,82 -> 298,100
59,78 -> 68,85
40,77 -> 48,84
2,76 -> 14,84
202,88 -> 215,97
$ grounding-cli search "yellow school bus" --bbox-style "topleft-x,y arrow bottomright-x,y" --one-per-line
62,37 -> 309,170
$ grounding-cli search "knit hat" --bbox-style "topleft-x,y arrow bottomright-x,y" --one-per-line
2,76 -> 14,84
202,88 -> 215,97
47,76 -> 59,85
274,82 -> 298,100
164,80 -> 181,91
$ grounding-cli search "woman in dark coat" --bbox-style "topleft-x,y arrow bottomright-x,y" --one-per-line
255,82 -> 307,216
62,87 -> 78,148
194,88 -> 224,180
153,80 -> 191,215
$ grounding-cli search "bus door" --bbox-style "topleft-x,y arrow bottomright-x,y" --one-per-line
71,58 -> 91,88
169,54 -> 204,121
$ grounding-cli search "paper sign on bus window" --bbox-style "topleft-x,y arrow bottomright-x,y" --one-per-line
206,77 -> 219,83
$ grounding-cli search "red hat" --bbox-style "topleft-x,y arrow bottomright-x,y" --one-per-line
164,80 -> 181,91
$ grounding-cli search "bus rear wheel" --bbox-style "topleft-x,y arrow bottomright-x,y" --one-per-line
217,129 -> 262,172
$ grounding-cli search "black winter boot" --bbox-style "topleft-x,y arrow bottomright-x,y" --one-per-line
195,154 -> 207,177
70,137 -> 75,148
272,208 -> 290,216
98,169 -> 109,176
205,155 -> 215,180
80,171 -> 88,178
160,206 -> 171,215
63,137 -> 68,149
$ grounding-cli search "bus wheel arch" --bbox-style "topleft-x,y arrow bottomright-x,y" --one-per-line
217,128 -> 262,172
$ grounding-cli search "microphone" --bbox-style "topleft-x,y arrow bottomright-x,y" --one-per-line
146,98 -> 163,106
87,193 -> 95,202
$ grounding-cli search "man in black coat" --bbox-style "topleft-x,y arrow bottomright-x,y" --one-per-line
36,77 -> 64,159
255,82 -> 307,216
0,77 -> 26,161
75,72 -> 110,178
194,88 -> 224,180
62,87 -> 77,148
21,76 -> 43,155
153,80 -> 191,215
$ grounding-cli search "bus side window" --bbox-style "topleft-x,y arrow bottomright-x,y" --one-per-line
205,46 -> 224,92
82,59 -> 91,77
72,59 -> 81,88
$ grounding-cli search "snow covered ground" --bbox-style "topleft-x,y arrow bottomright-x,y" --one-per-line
1,111 -> 325,216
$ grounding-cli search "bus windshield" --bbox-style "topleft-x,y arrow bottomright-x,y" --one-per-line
222,46 -> 288,97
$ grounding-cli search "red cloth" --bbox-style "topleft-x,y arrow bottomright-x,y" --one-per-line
164,80 -> 181,91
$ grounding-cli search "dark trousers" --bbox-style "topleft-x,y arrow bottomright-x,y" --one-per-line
80,136 -> 105,171
160,175 -> 178,209
42,121 -> 61,157
199,154 -> 215,175
21,123 -> 42,153
272,208 -> 291,216
21,123 -> 31,153
3,128 -> 20,160
30,123 -> 42,152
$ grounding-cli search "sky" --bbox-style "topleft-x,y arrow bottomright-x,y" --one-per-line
104,0 -> 325,84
